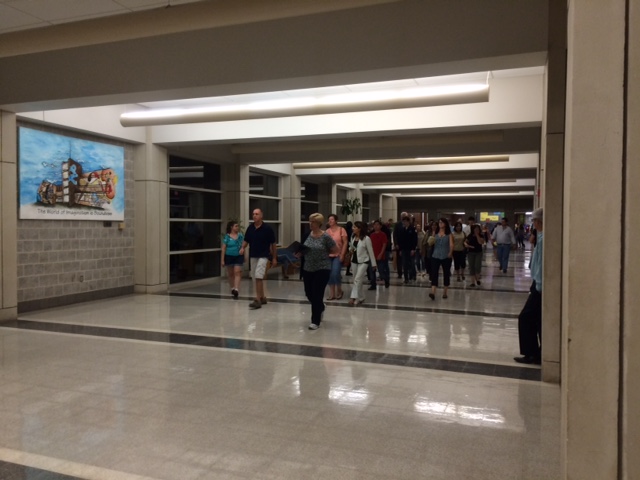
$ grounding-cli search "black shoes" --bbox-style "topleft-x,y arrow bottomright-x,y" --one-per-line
514,356 -> 541,365
231,288 -> 239,298
428,293 -> 435,301
368,286 -> 376,291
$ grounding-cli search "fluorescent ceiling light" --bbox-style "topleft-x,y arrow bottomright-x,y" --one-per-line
121,82 -> 489,127
293,155 -> 507,170
396,191 -> 534,197
360,180 -> 533,190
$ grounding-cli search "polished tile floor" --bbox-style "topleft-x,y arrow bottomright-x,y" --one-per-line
0,247 -> 560,479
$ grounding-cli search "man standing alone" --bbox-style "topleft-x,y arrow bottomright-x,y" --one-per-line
240,209 -> 277,310
514,208 -> 543,364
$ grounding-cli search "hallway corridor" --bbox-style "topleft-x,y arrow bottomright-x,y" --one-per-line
0,248 -> 560,479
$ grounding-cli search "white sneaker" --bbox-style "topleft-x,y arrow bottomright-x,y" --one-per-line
308,323 -> 319,330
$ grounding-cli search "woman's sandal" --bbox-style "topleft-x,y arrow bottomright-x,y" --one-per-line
336,292 -> 344,300
326,296 -> 336,301
348,299 -> 356,306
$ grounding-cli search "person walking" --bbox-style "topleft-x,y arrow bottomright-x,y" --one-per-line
514,208 -> 544,364
344,221 -> 354,276
396,215 -> 417,284
493,217 -> 516,273
415,224 -> 426,277
428,218 -> 454,300
240,208 -> 277,310
392,212 -> 408,278
325,214 -> 348,300
370,219 -> 390,288
221,221 -> 244,298
348,221 -> 377,305
452,222 -> 467,282
464,224 -> 486,287
300,213 -> 338,330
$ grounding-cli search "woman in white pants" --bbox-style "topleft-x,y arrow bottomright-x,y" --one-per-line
348,221 -> 377,305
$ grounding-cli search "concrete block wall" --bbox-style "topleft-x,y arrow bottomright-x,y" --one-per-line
17,123 -> 135,312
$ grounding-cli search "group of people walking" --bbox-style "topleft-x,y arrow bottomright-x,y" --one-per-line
223,207 -> 544,367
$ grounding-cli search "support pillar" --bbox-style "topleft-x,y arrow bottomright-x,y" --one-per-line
0,111 -> 18,320
540,0 -> 567,383
134,139 -> 168,293
562,1 -> 631,477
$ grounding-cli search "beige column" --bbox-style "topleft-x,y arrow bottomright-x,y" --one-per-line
221,161 -> 250,225
134,139 -> 168,293
540,0 -> 567,383
281,171 -> 301,246
380,194 -> 396,223
562,1 -> 626,477
623,0 -> 640,477
0,111 -> 18,320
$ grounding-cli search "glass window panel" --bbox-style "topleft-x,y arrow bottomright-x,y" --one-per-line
169,189 -> 221,219
249,197 -> 280,222
301,202 -> 319,221
301,182 -> 318,201
249,172 -> 279,197
337,188 -> 348,204
170,221 -> 221,251
170,251 -> 220,284
169,156 -> 221,190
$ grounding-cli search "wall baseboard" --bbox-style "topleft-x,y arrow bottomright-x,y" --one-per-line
17,286 -> 135,314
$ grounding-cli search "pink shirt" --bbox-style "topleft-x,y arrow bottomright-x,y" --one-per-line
326,226 -> 347,258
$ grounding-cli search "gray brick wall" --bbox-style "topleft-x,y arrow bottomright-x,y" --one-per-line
17,123 -> 135,306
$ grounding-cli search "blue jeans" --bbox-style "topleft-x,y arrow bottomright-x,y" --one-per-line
497,244 -> 511,271
328,256 -> 343,285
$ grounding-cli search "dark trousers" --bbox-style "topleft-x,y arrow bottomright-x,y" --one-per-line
303,269 -> 331,326
518,281 -> 542,358
377,258 -> 390,286
401,249 -> 416,281
396,249 -> 403,276
430,257 -> 452,287
453,250 -> 466,271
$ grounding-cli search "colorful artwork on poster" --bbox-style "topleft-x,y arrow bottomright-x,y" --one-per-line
480,212 -> 504,222
19,127 -> 125,221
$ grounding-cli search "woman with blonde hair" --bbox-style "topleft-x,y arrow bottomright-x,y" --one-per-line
299,213 -> 339,330
348,221 -> 377,306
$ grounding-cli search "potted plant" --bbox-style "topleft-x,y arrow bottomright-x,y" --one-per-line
340,197 -> 362,221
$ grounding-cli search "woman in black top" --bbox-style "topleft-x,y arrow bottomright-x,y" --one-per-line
464,224 -> 486,287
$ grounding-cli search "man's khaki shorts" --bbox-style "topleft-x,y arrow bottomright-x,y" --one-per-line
250,257 -> 269,280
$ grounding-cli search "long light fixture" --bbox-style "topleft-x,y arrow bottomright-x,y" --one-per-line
292,154 -> 507,170
396,191 -> 534,197
120,83 -> 489,127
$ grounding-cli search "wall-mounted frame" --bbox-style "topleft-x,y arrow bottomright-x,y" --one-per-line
18,127 -> 125,221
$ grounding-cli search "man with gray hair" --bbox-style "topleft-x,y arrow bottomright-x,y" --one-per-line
514,207 -> 543,364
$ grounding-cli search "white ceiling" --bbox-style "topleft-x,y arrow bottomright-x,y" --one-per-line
3,0 -> 544,202
0,0 -> 206,34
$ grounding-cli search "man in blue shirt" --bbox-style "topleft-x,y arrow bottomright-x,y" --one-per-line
240,209 -> 277,310
514,208 -> 543,365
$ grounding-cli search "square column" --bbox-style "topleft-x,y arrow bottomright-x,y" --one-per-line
563,1 -> 629,477
134,140 -> 168,293
0,111 -> 17,320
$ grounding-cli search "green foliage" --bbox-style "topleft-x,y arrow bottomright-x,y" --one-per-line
340,197 -> 362,219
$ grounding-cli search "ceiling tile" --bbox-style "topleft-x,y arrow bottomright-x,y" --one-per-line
0,3 -> 47,33
5,0 -> 124,22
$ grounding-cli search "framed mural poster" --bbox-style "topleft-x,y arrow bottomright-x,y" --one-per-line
19,127 -> 125,221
